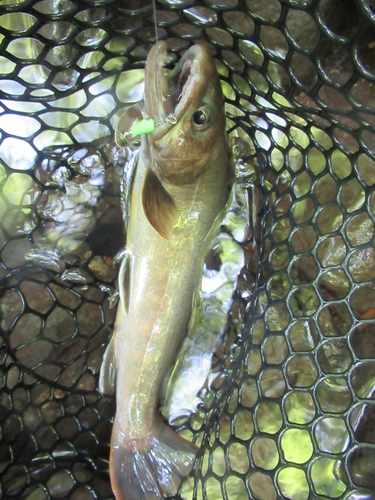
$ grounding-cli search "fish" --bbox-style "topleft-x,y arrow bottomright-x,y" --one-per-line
99,40 -> 230,499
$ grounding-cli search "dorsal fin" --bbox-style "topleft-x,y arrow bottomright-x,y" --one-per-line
142,169 -> 178,239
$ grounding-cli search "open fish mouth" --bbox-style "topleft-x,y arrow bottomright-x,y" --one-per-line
145,41 -> 215,140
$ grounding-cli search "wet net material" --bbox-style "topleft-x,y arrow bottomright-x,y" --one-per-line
1,0 -> 375,499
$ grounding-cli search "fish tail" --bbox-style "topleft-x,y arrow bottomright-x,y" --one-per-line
110,418 -> 198,500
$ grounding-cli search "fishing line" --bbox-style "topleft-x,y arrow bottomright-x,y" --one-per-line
152,0 -> 158,44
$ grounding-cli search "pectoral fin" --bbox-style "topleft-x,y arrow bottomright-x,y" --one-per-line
142,169 -> 178,239
99,331 -> 116,395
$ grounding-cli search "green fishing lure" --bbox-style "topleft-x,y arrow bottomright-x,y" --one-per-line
130,118 -> 156,136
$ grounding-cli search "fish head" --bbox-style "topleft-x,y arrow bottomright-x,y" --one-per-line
144,41 -> 227,186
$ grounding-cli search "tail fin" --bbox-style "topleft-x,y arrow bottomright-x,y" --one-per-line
110,418 -> 198,500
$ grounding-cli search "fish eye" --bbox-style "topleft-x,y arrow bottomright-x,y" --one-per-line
192,106 -> 211,128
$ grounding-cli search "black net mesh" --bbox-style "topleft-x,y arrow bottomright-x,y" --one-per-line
1,0 -> 375,499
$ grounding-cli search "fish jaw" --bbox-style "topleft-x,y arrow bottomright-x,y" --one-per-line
145,41 -> 217,135
144,41 -> 227,186
143,41 -> 170,129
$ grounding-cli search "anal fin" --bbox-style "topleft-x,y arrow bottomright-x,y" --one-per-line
142,169 -> 178,239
